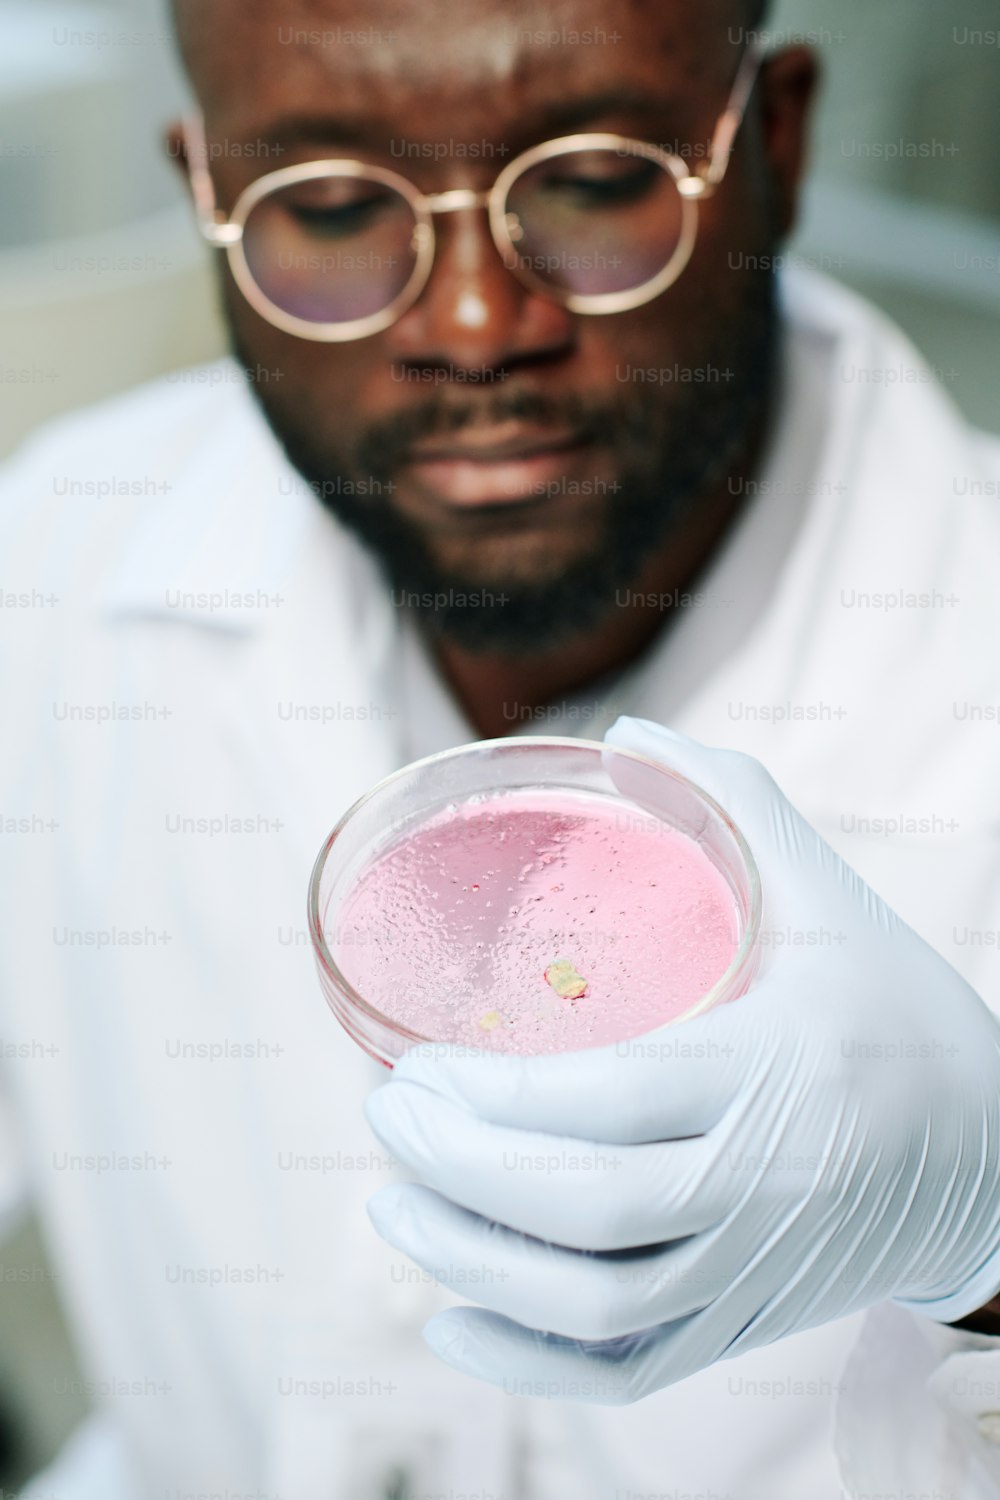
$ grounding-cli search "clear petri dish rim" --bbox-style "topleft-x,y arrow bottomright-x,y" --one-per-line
307,735 -> 763,1050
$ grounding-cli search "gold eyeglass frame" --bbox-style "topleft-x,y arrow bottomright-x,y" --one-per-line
183,43 -> 764,342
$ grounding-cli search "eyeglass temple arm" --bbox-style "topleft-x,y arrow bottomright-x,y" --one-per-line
182,114 -> 243,247
678,42 -> 767,200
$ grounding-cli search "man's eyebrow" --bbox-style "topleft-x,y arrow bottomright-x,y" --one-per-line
529,87 -> 680,136
259,115 -> 380,149
259,89 -> 679,151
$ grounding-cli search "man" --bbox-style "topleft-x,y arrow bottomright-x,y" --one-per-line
2,1 -> 1000,1497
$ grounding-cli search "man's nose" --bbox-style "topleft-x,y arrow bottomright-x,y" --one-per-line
383,204 -> 576,372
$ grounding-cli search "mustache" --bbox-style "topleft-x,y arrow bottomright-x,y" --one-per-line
354,385 -> 613,477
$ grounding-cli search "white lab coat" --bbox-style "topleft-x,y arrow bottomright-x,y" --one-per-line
2,268 -> 1000,1500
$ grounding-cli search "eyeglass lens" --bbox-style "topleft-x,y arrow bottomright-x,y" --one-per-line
239,144 -> 687,325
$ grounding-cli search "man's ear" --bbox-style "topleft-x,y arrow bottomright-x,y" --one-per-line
758,46 -> 821,240
165,122 -> 190,185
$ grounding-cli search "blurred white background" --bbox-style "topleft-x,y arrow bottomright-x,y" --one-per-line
0,0 -> 998,1483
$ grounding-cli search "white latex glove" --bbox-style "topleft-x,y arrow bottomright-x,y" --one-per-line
364,716 -> 1000,1403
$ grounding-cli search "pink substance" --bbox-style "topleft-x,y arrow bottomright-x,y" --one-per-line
331,788 -> 739,1055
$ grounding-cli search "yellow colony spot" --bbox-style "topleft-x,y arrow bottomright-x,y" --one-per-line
544,959 -> 588,1000
479,1010 -> 502,1032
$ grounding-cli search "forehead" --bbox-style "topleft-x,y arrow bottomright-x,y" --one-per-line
186,0 -> 737,141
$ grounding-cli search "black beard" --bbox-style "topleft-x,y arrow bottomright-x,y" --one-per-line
226,274 -> 779,656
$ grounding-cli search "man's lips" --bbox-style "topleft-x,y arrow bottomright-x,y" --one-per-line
403,424 -> 595,507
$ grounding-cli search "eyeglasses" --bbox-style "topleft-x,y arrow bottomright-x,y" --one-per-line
184,44 -> 763,342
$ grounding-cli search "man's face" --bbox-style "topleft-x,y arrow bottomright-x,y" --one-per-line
176,0 -> 794,651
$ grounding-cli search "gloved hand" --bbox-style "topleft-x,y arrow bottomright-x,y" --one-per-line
364,716 -> 1000,1404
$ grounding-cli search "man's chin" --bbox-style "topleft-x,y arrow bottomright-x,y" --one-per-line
376,518 -> 639,654
395,495 -> 609,584
389,568 -> 618,654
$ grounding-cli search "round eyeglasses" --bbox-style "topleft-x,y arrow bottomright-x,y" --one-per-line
184,45 -> 763,342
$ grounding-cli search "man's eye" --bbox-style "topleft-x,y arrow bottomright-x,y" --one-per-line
287,194 -> 390,236
541,161 -> 659,205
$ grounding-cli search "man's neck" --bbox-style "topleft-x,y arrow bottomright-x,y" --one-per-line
431,462 -> 757,741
